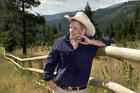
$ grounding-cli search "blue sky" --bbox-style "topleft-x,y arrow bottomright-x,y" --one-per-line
29,0 -> 130,15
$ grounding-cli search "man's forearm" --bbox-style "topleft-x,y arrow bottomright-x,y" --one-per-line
90,39 -> 106,47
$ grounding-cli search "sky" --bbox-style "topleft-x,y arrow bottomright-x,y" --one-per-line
29,0 -> 131,15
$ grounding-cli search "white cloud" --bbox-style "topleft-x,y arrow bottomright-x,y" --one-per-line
29,0 -> 130,15
48,0 -> 67,2
47,1 -> 65,6
88,0 -> 131,10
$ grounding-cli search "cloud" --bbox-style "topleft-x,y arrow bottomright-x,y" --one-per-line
89,0 -> 101,2
47,1 -> 64,6
88,0 -> 130,10
30,0 -> 130,15
46,0 -> 67,6
48,0 -> 67,2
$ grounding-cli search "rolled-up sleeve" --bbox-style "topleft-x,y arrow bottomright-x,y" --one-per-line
43,41 -> 60,81
91,36 -> 115,46
100,36 -> 115,46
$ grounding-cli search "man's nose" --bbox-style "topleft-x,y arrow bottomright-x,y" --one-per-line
70,28 -> 75,33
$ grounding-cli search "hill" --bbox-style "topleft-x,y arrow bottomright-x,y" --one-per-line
43,11 -> 78,22
43,1 -> 139,32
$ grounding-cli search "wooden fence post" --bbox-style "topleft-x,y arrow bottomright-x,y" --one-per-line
22,61 -> 25,67
39,60 -> 43,70
28,61 -> 32,74
39,60 -> 44,78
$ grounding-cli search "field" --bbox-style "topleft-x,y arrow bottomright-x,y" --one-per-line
0,47 -> 50,93
0,42 -> 140,93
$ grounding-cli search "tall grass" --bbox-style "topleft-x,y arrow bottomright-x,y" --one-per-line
0,48 -> 48,93
96,60 -> 140,93
122,61 -> 139,91
1,44 -> 140,93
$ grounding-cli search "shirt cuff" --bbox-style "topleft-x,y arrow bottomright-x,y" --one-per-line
43,74 -> 54,81
101,36 -> 115,46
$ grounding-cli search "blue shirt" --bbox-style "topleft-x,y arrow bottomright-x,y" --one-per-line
43,33 -> 112,87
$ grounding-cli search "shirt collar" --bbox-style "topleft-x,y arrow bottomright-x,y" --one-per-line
64,32 -> 70,42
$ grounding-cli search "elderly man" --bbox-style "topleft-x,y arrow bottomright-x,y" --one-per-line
43,12 -> 112,93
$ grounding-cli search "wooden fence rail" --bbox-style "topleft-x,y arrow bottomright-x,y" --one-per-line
4,46 -> 140,93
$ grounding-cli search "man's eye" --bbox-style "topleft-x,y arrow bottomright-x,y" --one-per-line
73,27 -> 77,30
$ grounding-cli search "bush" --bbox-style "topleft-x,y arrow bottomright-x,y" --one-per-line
3,30 -> 17,52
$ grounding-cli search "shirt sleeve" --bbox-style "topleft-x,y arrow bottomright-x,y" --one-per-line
43,41 -> 60,81
100,36 -> 115,46
91,36 -> 115,46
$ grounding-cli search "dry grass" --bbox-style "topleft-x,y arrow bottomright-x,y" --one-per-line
0,48 -> 48,93
1,42 -> 140,92
9,46 -> 51,58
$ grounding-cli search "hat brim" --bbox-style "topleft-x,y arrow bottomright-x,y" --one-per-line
64,15 -> 95,36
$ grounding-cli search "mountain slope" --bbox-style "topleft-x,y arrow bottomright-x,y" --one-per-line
44,1 -> 139,32
43,11 -> 77,22
94,1 -> 139,31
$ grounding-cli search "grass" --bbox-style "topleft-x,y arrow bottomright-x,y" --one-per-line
0,48 -> 49,93
8,46 -> 51,58
1,41 -> 140,93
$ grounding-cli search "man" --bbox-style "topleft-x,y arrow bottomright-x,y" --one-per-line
43,12 -> 112,93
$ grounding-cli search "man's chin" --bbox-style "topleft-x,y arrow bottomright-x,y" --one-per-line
70,35 -> 76,38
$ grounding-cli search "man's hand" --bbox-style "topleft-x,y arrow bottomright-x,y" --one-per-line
48,79 -> 58,91
77,35 -> 93,45
77,35 -> 106,47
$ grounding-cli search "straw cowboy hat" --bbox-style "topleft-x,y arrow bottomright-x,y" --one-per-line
64,12 -> 96,36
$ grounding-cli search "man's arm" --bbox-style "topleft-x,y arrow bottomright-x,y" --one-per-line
90,39 -> 106,47
43,41 -> 60,91
78,35 -> 107,47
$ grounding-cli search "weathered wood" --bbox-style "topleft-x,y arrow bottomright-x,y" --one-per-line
89,78 -> 136,93
6,46 -> 140,63
97,46 -> 140,62
88,77 -> 109,88
3,47 -> 139,93
5,55 -> 43,74
28,61 -> 32,74
28,61 -> 32,68
22,61 -> 25,67
39,60 -> 44,77
39,60 -> 44,70
5,54 -> 48,61
106,81 -> 135,93
16,59 -> 20,64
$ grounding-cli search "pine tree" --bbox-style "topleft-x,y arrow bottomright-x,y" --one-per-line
48,24 -> 58,46
84,1 -> 94,24
134,2 -> 140,40
121,19 -> 129,41
84,1 -> 102,38
114,22 -> 122,42
4,0 -> 40,55
3,30 -> 17,52
3,0 -> 45,54
127,21 -> 135,41
105,23 -> 114,39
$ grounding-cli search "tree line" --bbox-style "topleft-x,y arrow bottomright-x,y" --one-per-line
84,1 -> 140,43
0,0 -> 64,54
0,0 -> 140,55
104,1 -> 140,43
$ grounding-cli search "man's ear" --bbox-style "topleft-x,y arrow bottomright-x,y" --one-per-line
82,28 -> 87,35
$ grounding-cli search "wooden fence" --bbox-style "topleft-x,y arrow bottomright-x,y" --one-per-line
4,46 -> 140,93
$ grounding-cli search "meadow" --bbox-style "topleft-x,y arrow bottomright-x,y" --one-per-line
0,42 -> 140,93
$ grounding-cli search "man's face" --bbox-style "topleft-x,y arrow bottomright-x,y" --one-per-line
69,21 -> 86,39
